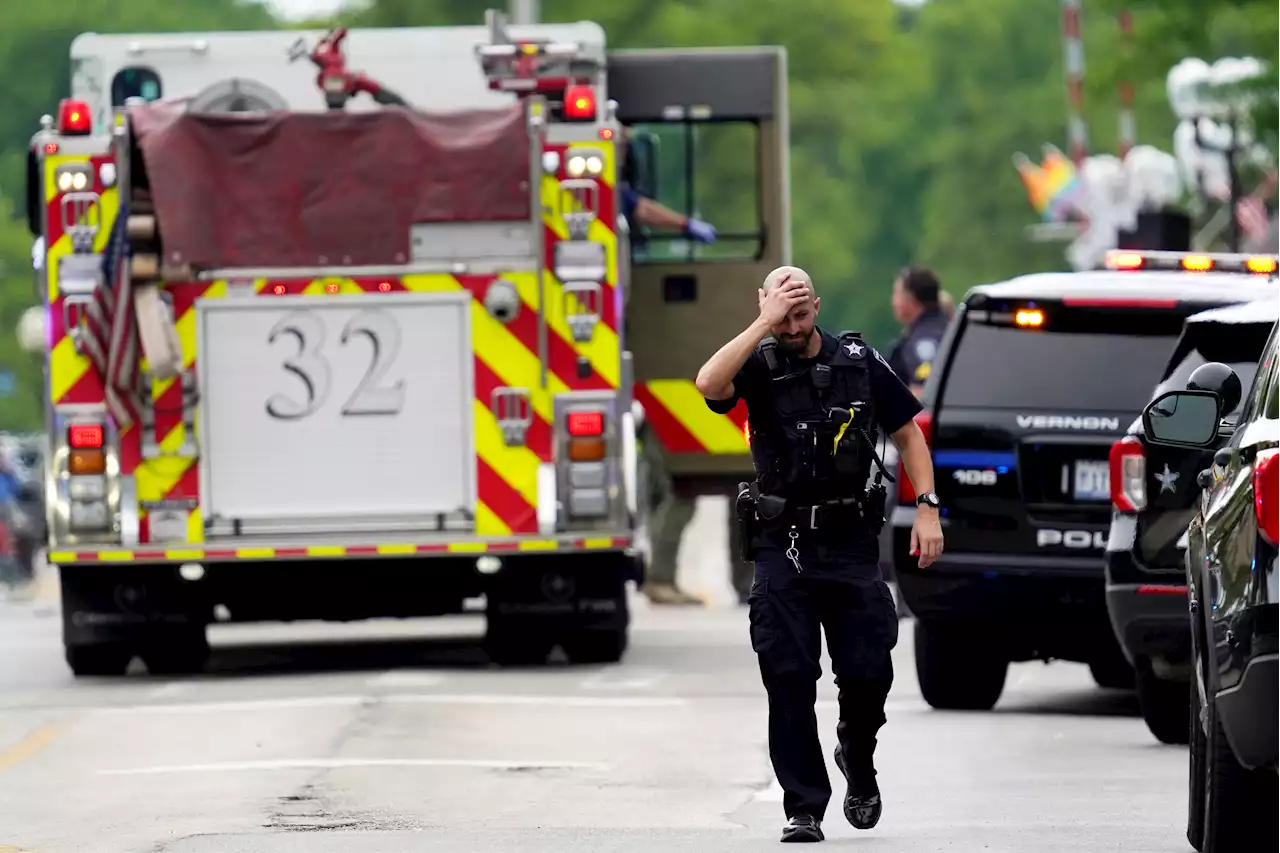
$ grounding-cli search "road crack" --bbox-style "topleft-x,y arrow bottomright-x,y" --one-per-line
261,696 -> 388,832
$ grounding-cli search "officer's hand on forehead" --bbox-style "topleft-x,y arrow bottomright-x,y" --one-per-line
758,266 -> 818,323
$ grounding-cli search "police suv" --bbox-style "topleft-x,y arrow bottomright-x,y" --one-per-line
892,250 -> 1280,711
1107,291 -> 1278,745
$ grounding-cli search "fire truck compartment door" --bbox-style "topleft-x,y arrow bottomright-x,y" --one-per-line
196,291 -> 476,535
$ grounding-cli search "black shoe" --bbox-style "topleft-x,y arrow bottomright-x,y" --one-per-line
780,814 -> 824,842
834,747 -> 882,830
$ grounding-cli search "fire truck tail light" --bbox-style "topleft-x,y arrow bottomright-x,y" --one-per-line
567,437 -> 606,462
57,99 -> 92,136
69,449 -> 106,476
1254,448 -> 1278,546
567,410 -> 604,437
68,424 -> 104,449
563,85 -> 596,120
1109,436 -> 1146,513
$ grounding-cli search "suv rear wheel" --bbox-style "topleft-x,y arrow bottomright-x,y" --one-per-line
1135,659 -> 1189,744
914,620 -> 1008,710
1200,676 -> 1279,851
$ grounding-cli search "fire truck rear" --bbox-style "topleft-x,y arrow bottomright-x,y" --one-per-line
27,19 -> 641,675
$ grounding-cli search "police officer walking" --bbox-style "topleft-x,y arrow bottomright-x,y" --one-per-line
695,267 -> 943,843
887,266 -> 949,397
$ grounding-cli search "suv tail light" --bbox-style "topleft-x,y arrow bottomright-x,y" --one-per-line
897,411 -> 932,505
1109,436 -> 1146,513
1254,448 -> 1278,545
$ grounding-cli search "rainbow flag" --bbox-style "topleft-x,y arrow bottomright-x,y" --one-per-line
1013,144 -> 1086,221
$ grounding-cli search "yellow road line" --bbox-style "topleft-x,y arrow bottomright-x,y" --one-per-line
0,724 -> 64,772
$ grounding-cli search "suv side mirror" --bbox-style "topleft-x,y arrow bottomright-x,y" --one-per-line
1186,361 -> 1241,416
1143,389 -> 1222,448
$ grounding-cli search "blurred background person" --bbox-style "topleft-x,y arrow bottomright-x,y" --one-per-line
887,267 -> 948,398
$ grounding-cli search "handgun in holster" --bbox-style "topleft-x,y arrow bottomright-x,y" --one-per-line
734,482 -> 759,563
735,481 -> 790,562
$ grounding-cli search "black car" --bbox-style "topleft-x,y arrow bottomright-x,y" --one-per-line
1139,327 -> 1278,853
1107,296 -> 1278,745
893,250 -> 1280,711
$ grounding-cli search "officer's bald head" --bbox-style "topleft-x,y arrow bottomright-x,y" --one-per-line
759,266 -> 821,355
763,266 -> 816,301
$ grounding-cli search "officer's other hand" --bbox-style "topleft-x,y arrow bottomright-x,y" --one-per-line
758,275 -> 810,326
910,510 -> 944,568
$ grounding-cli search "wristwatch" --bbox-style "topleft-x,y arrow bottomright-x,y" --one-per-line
915,492 -> 941,509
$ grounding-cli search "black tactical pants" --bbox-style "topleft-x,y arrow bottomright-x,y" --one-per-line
747,538 -> 899,821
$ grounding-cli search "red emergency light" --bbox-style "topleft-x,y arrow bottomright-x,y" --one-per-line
68,424 -> 104,449
563,85 -> 596,121
566,410 -> 604,436
57,99 -> 92,136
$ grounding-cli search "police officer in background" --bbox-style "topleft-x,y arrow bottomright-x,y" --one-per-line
887,266 -> 949,397
695,267 -> 943,843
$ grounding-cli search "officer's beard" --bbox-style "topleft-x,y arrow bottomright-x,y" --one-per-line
776,327 -> 814,356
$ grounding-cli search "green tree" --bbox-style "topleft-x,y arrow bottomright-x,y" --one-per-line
0,0 -> 277,429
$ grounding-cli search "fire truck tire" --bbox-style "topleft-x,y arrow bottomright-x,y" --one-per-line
65,643 -> 133,677
140,629 -> 211,676
561,626 -> 628,664
484,621 -> 555,667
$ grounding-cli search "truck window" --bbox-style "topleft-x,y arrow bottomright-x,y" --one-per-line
626,120 -> 762,264
942,311 -> 1184,411
111,67 -> 162,106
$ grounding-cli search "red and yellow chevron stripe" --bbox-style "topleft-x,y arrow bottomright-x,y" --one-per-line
541,139 -> 619,381
44,153 -> 118,407
48,535 -> 631,565
634,380 -> 750,455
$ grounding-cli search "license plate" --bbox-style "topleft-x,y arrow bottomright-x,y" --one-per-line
1073,460 -> 1110,501
148,509 -> 189,543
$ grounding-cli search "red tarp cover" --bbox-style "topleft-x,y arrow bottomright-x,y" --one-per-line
129,102 -> 531,269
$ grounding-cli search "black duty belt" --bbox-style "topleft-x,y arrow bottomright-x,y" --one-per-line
781,497 -> 870,531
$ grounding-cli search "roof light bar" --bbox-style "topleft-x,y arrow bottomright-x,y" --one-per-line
1104,249 -> 1279,275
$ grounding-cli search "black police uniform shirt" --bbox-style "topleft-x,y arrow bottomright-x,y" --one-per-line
887,308 -> 948,387
703,328 -> 922,563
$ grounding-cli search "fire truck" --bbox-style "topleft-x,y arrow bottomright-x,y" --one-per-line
26,12 -> 790,676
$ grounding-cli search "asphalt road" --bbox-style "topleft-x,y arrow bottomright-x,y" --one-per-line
0,574 -> 1193,853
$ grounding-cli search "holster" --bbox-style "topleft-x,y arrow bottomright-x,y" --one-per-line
734,481 -> 768,563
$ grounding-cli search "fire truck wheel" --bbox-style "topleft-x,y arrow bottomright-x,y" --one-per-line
140,629 -> 211,676
65,643 -> 133,677
561,626 -> 628,664
484,621 -> 555,667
